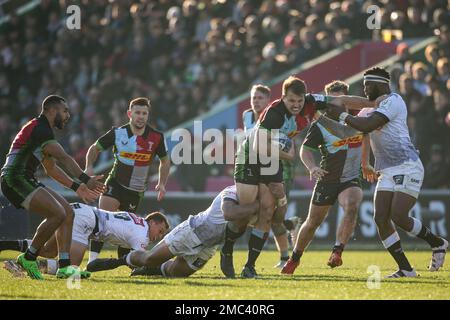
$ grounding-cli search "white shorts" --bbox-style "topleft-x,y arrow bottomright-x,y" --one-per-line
72,206 -> 96,246
163,219 -> 216,271
375,159 -> 424,198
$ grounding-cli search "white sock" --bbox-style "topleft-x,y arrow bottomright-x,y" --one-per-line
47,259 -> 58,275
88,251 -> 99,263
408,218 -> 422,236
125,253 -> 137,268
160,261 -> 170,277
381,232 -> 400,249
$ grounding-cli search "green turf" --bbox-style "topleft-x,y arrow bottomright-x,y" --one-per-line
0,250 -> 449,300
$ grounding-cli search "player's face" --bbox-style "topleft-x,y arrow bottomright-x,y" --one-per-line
251,91 -> 270,114
149,221 -> 167,242
282,91 -> 305,115
54,103 -> 70,130
128,105 -> 149,129
364,81 -> 381,101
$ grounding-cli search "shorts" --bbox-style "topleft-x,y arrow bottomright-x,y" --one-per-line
163,219 -> 216,271
234,162 -> 283,185
312,178 -> 362,206
103,177 -> 143,212
375,159 -> 424,199
0,175 -> 45,210
71,204 -> 96,247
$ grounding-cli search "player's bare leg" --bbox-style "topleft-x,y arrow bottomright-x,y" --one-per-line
281,203 -> 330,274
374,191 -> 416,278
88,195 -> 121,263
162,256 -> 196,277
241,184 -> 275,278
389,192 -> 447,272
328,187 -> 362,268
269,182 -> 289,268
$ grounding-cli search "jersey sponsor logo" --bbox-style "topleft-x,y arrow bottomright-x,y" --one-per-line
121,140 -> 129,145
332,135 -> 363,147
410,178 -> 421,184
393,175 -> 405,185
119,151 -> 151,161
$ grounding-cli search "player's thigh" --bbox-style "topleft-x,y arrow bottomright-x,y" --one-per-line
390,191 -> 417,218
169,256 -> 197,277
70,241 -> 88,266
146,239 -> 175,265
235,182 -> 258,204
373,190 -> 394,224
99,195 -> 121,211
337,186 -> 363,212
45,187 -> 74,221
305,203 -> 330,228
29,188 -> 66,220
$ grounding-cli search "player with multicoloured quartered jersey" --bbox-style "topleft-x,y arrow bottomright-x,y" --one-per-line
2,203 -> 169,277
85,185 -> 259,278
84,97 -> 170,264
325,67 -> 448,278
282,81 -> 364,275
227,76 -> 327,278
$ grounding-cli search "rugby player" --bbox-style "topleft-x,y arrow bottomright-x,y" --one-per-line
326,67 -> 448,277
281,81 -> 363,274
222,76 -> 327,278
2,203 -> 169,277
84,97 -> 170,263
85,185 -> 259,278
0,95 -> 105,280
241,84 -> 301,269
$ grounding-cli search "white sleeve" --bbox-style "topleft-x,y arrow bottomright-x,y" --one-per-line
357,108 -> 374,117
374,95 -> 402,121
221,187 -> 238,203
128,237 -> 148,251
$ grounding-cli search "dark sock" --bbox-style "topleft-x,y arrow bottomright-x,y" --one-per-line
58,259 -> 71,268
387,241 -> 412,271
245,230 -> 268,268
417,226 -> 444,248
118,255 -> 128,266
332,244 -> 345,253
221,224 -> 245,255
291,249 -> 303,262
24,248 -> 38,261
0,240 -> 27,252
90,240 -> 104,253
117,246 -> 131,259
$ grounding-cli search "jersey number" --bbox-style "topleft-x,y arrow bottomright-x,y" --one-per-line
114,212 -> 144,226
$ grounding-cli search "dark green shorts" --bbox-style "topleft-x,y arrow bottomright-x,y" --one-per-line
312,178 -> 362,206
1,175 -> 45,209
234,162 -> 283,185
103,177 -> 143,213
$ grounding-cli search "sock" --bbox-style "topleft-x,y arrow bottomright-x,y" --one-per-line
0,240 -> 25,252
117,246 -> 131,259
89,240 -> 104,262
125,253 -> 137,268
160,261 -> 170,277
46,259 -> 58,275
24,246 -> 38,261
221,223 -> 245,255
58,252 -> 70,268
245,229 -> 268,268
409,218 -> 444,248
280,250 -> 289,261
382,232 -> 412,272
291,249 -> 303,263
332,243 -> 345,254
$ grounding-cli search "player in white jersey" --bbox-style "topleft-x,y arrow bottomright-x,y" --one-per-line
326,67 -> 448,278
2,203 -> 169,277
86,185 -> 259,277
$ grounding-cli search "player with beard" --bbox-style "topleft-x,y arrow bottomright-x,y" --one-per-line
84,97 -> 170,264
0,95 -> 105,280
326,67 -> 448,277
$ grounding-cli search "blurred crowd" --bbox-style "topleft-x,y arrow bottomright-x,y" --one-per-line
0,0 -> 448,190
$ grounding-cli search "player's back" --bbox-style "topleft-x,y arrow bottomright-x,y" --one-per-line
95,208 -> 149,250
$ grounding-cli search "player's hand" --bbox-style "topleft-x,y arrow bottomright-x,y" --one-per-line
155,183 -> 166,201
309,167 -> 328,180
362,165 -> 378,183
86,175 -> 106,194
84,167 -> 94,176
76,183 -> 102,203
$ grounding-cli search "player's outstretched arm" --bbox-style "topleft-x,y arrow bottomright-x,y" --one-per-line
326,95 -> 376,110
361,135 -> 378,183
43,142 -> 106,193
84,143 -> 102,176
300,145 -> 328,180
222,199 -> 259,221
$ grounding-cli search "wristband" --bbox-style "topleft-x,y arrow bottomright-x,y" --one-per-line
70,181 -> 81,192
78,172 -> 91,184
339,112 -> 349,125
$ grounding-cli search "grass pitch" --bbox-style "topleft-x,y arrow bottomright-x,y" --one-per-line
0,250 -> 449,300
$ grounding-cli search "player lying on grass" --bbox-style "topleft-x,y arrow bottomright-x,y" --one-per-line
86,185 -> 259,278
2,203 -> 169,278
325,67 -> 448,277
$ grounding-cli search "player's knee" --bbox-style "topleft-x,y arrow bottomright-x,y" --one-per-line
271,223 -> 287,236
391,212 -> 407,228
305,217 -> 321,229
373,213 -> 389,228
